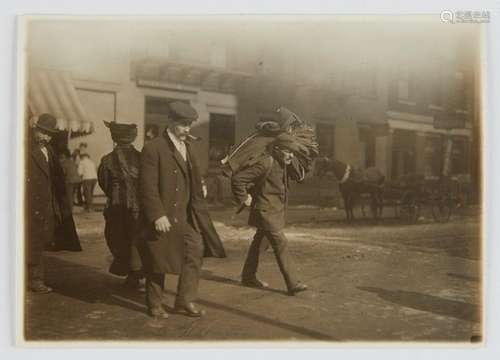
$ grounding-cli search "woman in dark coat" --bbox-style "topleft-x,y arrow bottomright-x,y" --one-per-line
98,121 -> 145,290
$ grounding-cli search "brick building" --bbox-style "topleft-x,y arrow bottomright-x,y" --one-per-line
25,17 -> 481,199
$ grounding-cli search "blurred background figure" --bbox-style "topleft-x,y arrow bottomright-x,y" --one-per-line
58,148 -> 80,213
145,124 -> 159,142
98,121 -> 145,291
27,114 -> 82,294
77,153 -> 97,212
71,142 -> 88,206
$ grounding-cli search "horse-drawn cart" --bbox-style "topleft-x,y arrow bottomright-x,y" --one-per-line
314,156 -> 470,223
379,174 -> 468,224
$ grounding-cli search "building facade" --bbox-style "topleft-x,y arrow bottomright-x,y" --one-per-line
26,19 -> 481,198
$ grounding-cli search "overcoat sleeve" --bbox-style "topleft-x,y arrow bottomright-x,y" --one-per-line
140,143 -> 165,223
231,157 -> 270,205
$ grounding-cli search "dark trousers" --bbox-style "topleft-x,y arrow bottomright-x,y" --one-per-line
146,225 -> 203,310
242,229 -> 298,291
27,213 -> 55,288
82,179 -> 97,210
74,182 -> 83,205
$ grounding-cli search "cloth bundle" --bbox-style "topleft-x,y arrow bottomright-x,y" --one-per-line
222,107 -> 319,177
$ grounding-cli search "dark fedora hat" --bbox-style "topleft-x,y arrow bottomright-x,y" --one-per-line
35,113 -> 59,134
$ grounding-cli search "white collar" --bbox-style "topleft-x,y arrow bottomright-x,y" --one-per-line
167,127 -> 185,146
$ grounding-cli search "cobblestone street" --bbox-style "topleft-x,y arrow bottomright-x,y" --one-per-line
24,206 -> 482,343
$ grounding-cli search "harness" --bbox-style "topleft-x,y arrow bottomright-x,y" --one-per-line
339,164 -> 352,184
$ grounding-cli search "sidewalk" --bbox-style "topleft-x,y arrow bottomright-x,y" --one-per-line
25,206 -> 482,342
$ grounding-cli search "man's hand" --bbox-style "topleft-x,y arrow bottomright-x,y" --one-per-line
202,184 -> 208,198
154,216 -> 172,233
244,194 -> 253,207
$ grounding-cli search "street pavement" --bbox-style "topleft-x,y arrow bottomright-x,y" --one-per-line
24,205 -> 482,343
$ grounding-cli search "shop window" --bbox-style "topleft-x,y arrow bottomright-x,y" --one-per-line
391,129 -> 416,179
359,127 -> 376,168
316,122 -> 335,158
209,113 -> 235,163
397,66 -> 417,103
450,137 -> 469,175
424,134 -> 444,177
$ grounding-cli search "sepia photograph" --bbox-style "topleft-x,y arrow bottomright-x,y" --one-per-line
18,14 -> 484,344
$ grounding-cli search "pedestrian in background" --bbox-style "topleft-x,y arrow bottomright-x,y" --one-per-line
98,121 -> 145,291
59,148 -> 80,213
78,153 -> 97,212
27,114 -> 76,293
72,142 -> 87,206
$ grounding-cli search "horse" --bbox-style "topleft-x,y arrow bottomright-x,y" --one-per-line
314,156 -> 385,222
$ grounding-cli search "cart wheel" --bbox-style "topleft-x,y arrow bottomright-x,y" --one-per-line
431,195 -> 452,223
399,193 -> 420,224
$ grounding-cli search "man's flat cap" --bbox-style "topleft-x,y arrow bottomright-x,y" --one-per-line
169,101 -> 198,122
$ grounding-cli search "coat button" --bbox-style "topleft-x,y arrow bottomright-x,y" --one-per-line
173,218 -> 178,223
173,203 -> 177,207
175,188 -> 179,192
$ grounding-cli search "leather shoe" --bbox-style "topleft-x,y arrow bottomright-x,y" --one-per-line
173,302 -> 205,317
288,282 -> 308,296
242,278 -> 269,288
148,307 -> 169,320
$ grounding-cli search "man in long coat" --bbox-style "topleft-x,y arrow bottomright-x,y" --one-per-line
26,113 -> 81,293
231,135 -> 309,295
140,101 -> 225,319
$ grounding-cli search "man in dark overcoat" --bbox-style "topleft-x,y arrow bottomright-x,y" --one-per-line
140,101 -> 225,319
231,135 -> 309,295
26,113 -> 81,293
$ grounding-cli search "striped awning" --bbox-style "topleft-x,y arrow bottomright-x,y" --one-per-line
28,68 -> 93,135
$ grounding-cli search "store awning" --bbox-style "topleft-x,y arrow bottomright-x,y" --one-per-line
28,69 -> 93,135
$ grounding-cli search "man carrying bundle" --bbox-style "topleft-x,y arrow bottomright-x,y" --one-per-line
231,133 -> 310,295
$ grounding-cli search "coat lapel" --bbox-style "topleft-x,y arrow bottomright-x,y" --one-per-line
162,132 -> 188,178
31,145 -> 50,178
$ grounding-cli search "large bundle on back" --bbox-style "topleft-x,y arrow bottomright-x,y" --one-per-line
221,106 -> 319,177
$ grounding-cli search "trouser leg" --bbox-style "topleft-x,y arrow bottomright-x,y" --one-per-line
89,180 -> 96,209
75,182 -> 83,205
83,180 -> 96,210
145,272 -> 164,310
241,230 -> 265,281
82,181 -> 90,209
176,226 -> 203,305
266,230 -> 299,291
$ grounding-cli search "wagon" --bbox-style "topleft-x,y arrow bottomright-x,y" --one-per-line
378,174 -> 468,224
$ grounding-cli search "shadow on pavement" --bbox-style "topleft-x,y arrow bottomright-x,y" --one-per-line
358,286 -> 480,323
31,255 -> 337,341
201,269 -> 287,296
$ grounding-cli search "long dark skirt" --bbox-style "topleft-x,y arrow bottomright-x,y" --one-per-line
104,206 -> 145,276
